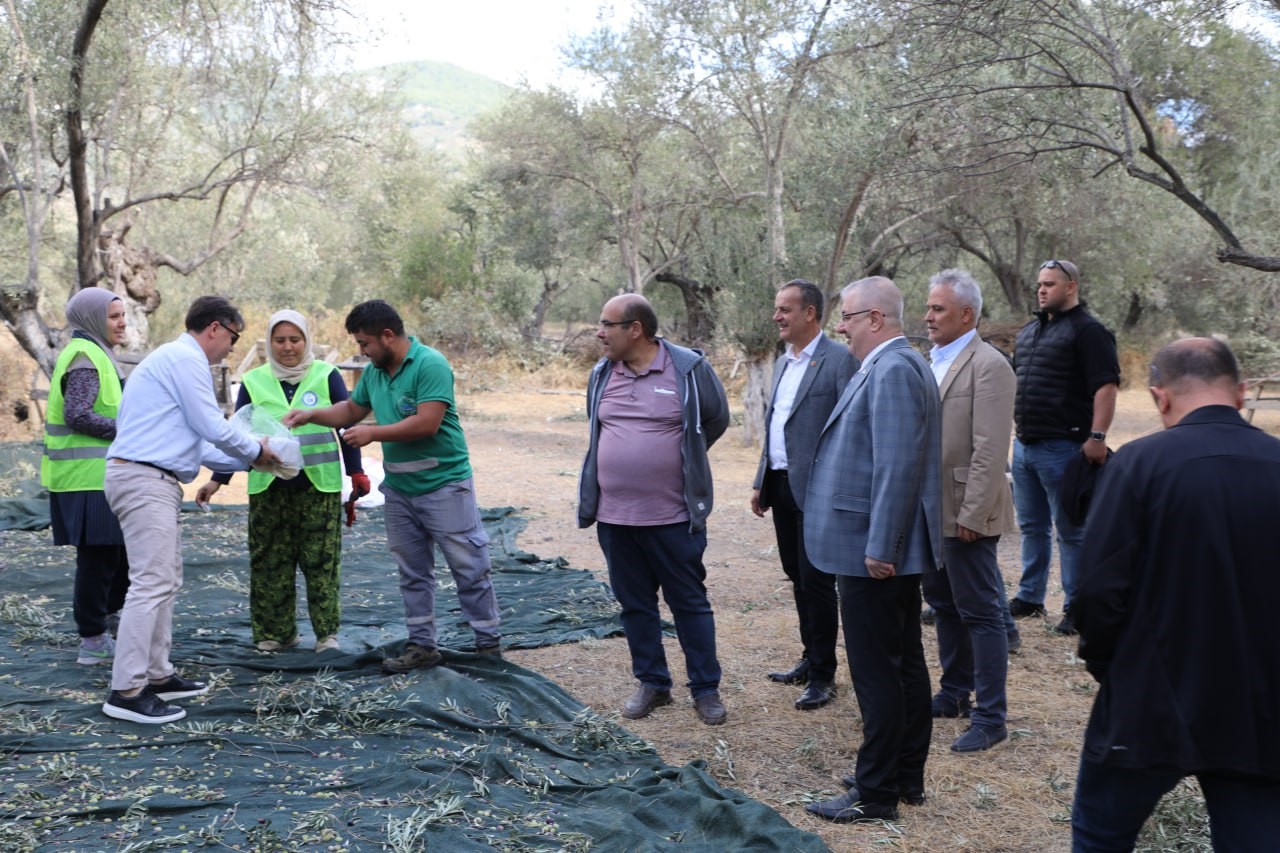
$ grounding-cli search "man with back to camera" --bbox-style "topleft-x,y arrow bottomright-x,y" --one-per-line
1009,259 -> 1119,636
284,300 -> 502,673
751,278 -> 856,711
578,293 -> 731,726
920,269 -> 1016,753
803,277 -> 942,823
1072,338 -> 1280,851
102,295 -> 281,724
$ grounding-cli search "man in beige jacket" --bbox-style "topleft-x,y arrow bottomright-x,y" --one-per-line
921,269 -> 1017,754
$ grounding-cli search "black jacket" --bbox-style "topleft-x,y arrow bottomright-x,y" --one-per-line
1074,406 -> 1280,778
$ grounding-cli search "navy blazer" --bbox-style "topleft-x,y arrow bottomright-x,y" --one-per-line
803,337 -> 942,577
753,333 -> 858,512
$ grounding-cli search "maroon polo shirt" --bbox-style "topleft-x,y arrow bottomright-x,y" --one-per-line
595,344 -> 688,526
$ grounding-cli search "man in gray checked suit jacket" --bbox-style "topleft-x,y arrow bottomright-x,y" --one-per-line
751,279 -> 857,712
803,276 -> 942,825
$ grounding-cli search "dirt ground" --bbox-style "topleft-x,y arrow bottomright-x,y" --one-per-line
12,328 -> 1273,852
445,366 -> 1280,853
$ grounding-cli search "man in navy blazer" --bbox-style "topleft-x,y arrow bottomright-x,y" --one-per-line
751,279 -> 857,711
804,276 -> 942,824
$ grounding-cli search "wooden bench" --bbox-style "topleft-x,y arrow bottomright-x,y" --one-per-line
1244,375 -> 1280,423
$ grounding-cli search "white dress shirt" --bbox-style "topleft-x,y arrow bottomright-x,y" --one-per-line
767,331 -> 822,471
929,328 -> 977,387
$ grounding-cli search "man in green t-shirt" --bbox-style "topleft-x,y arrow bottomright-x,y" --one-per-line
284,300 -> 501,673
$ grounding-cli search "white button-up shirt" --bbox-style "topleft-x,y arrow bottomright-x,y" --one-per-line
767,331 -> 822,471
929,328 -> 977,387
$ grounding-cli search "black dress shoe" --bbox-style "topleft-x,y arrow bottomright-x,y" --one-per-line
795,680 -> 836,710
805,790 -> 899,823
841,776 -> 926,806
767,658 -> 810,685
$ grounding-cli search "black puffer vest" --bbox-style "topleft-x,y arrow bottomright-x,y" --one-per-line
1013,306 -> 1109,443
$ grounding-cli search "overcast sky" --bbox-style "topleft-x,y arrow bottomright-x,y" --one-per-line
335,2 -> 1279,89
339,0 -> 635,86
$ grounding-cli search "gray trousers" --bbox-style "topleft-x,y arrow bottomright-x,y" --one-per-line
383,478 -> 501,649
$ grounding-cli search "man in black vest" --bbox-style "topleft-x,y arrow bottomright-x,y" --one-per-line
1009,260 -> 1119,636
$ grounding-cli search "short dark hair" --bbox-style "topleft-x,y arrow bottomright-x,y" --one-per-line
185,296 -> 243,333
345,300 -> 405,337
1149,337 -> 1240,389
782,279 -> 824,321
620,297 -> 659,340
1039,259 -> 1081,282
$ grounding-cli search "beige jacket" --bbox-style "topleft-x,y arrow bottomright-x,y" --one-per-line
938,335 -> 1017,537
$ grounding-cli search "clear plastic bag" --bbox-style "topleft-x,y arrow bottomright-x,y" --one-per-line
230,404 -> 303,479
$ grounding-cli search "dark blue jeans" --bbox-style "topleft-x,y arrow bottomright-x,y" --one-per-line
922,536 -> 1008,728
597,522 -> 721,698
1072,757 -> 1280,852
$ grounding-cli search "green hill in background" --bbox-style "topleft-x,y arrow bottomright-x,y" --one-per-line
371,60 -> 514,154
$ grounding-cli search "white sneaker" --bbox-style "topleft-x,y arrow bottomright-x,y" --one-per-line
315,635 -> 340,653
256,635 -> 300,652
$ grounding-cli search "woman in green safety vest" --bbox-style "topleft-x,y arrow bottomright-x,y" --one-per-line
40,287 -> 131,666
196,310 -> 369,653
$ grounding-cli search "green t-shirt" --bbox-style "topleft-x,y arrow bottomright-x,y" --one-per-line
350,337 -> 472,496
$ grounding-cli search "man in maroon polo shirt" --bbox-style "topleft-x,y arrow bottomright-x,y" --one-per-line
577,294 -> 730,726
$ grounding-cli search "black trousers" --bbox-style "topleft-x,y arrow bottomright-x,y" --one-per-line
767,469 -> 840,681
840,572 -> 932,806
73,543 -> 130,637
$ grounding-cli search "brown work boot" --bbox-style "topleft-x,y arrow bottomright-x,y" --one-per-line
694,691 -> 727,726
382,643 -> 442,675
621,684 -> 672,720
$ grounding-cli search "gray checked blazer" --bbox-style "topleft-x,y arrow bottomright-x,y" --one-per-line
803,337 -> 943,577
753,333 -> 858,512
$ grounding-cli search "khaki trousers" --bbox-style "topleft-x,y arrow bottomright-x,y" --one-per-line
104,462 -> 184,692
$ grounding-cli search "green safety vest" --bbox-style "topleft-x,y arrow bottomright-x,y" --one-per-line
40,339 -> 122,492
243,362 -> 342,494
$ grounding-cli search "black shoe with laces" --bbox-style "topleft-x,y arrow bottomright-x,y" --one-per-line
767,658 -> 810,685
102,690 -> 186,724
145,674 -> 209,701
1008,597 -> 1046,619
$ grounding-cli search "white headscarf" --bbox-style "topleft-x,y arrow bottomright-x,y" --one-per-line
265,309 -> 315,384
65,287 -> 125,379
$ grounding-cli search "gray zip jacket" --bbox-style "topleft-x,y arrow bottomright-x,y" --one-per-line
577,339 -> 729,533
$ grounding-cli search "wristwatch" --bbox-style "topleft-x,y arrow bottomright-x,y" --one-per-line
1089,431 -> 1106,442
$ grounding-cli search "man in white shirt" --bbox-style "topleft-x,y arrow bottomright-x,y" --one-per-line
101,296 -> 279,724
751,279 -> 857,711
